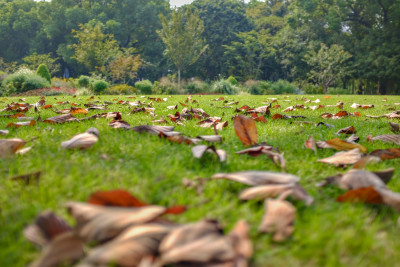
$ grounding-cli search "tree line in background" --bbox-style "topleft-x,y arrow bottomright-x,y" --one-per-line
0,0 -> 399,95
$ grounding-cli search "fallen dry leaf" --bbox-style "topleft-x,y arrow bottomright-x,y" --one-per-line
389,122 -> 399,134
337,186 -> 383,204
367,134 -> 400,145
108,120 -> 131,129
24,211 -> 71,247
6,120 -> 36,128
337,126 -> 356,135
44,114 -> 79,124
61,130 -> 98,150
29,232 -> 84,267
317,138 -> 367,153
131,125 -> 174,135
259,199 -> 296,242
233,114 -> 258,147
158,220 -> 239,266
338,169 -> 387,190
79,224 -> 171,267
239,184 -> 294,200
70,107 -> 88,114
211,171 -> 300,186
317,148 -> 363,167
370,148 -> 400,160
0,129 -> 9,135
192,145 -> 226,162
0,138 -> 26,158
236,145 -> 274,157
66,202 -> 167,243
305,136 -> 316,152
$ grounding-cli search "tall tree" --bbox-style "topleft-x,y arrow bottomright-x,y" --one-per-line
157,8 -> 208,88
304,43 -> 353,94
70,21 -> 121,73
190,0 -> 253,79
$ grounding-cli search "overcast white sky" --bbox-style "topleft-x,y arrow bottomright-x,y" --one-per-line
170,0 -> 194,7
170,0 -> 249,7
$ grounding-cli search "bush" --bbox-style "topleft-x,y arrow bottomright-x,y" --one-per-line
78,75 -> 90,87
2,72 -> 50,94
92,80 -> 109,94
185,78 -> 210,94
227,76 -> 238,86
270,80 -> 297,94
211,79 -> 239,95
327,87 -> 351,95
36,64 -> 51,83
135,80 -> 153,94
105,84 -> 137,95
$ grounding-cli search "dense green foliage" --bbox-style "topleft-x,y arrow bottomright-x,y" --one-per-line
2,70 -> 50,94
36,64 -> 51,83
135,80 -> 153,94
91,79 -> 109,93
0,0 -> 399,94
78,75 -> 90,88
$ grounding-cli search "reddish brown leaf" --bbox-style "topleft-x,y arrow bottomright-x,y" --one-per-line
333,111 -> 350,117
42,105 -> 52,109
10,113 -> 26,118
89,189 -> 148,207
273,105 -> 281,109
337,126 -> 357,135
305,136 -> 316,152
70,107 -> 88,114
6,120 -> 36,128
239,105 -> 250,111
337,187 -> 383,204
321,138 -> 367,153
233,115 -> 258,146
272,113 -> 285,120
370,148 -> 400,160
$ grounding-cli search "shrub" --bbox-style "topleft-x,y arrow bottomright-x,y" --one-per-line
211,79 -> 239,95
36,64 -> 51,83
227,76 -> 238,85
301,83 -> 323,94
2,72 -> 50,94
135,80 -> 153,94
78,75 -> 90,87
92,80 -> 109,94
327,87 -> 351,95
270,80 -> 297,94
105,84 -> 137,95
185,78 -> 210,94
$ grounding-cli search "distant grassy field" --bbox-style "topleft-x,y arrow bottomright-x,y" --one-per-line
1,94 -> 400,267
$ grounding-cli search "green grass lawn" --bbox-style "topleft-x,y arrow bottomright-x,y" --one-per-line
1,94 -> 400,267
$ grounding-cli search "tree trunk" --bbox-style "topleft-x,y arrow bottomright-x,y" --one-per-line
178,68 -> 181,89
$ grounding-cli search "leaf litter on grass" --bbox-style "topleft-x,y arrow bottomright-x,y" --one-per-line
2,95 -> 400,266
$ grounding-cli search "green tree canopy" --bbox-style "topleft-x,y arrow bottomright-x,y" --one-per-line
157,8 -> 208,88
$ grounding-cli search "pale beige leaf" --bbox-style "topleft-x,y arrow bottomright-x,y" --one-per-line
80,224 -> 172,267
61,133 -> 98,150
0,129 -> 9,135
0,138 -> 26,158
239,184 -> 294,200
259,199 -> 296,242
66,202 -> 166,243
211,171 -> 300,186
227,220 -> 253,260
30,232 -> 84,267
317,148 -> 362,167
338,169 -> 386,190
159,220 -> 236,265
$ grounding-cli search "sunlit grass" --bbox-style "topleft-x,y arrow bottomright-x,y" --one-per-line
1,94 -> 400,266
